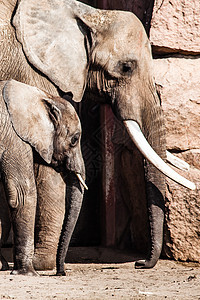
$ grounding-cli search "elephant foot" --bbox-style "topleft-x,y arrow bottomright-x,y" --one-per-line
33,253 -> 56,271
11,266 -> 39,276
135,259 -> 157,269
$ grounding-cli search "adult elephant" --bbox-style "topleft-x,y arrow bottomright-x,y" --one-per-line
0,0 -> 195,272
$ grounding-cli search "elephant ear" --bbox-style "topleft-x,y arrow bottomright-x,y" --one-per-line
13,0 -> 97,101
3,80 -> 56,164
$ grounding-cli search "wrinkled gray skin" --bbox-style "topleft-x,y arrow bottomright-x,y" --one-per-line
0,79 -> 85,275
1,0 -> 166,271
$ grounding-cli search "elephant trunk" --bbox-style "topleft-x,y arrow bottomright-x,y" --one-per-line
142,105 -> 166,268
127,103 -> 166,268
56,171 -> 85,276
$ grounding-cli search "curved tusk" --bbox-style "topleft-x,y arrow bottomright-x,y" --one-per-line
166,151 -> 190,171
75,173 -> 88,190
123,120 -> 196,190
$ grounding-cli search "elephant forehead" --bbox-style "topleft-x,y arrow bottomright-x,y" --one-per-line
54,96 -> 81,131
96,15 -> 149,63
62,110 -> 81,134
112,25 -> 147,54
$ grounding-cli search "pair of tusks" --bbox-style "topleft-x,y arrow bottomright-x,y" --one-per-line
124,120 -> 196,190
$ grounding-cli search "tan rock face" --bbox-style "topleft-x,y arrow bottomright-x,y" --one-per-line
154,57 -> 200,262
154,56 -> 200,151
165,168 -> 200,262
150,0 -> 200,54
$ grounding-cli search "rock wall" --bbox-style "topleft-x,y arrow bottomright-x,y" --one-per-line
150,0 -> 200,262
150,0 -> 200,55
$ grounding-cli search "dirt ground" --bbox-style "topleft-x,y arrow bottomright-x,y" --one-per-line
0,247 -> 200,299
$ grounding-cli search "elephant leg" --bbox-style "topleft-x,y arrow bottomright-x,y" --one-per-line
33,164 -> 65,270
10,186 -> 38,276
0,181 -> 11,271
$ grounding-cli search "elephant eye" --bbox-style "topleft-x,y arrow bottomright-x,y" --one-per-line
122,63 -> 132,73
118,60 -> 137,76
70,133 -> 80,147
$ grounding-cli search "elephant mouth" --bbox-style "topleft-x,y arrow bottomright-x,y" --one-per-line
51,160 -> 88,190
124,120 -> 196,190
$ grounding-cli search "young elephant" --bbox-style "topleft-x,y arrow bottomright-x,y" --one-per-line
0,79 -> 86,275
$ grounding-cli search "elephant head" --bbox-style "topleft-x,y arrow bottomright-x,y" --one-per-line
3,79 -> 86,180
2,79 -> 86,274
12,0 -> 195,270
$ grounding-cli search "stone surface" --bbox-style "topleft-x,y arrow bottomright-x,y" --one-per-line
154,56 -> 200,152
154,56 -> 200,262
150,0 -> 200,54
164,163 -> 200,262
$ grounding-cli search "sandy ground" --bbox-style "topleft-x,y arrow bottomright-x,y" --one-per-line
0,247 -> 200,299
